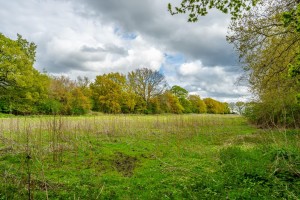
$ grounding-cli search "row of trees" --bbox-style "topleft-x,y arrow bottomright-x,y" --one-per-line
90,71 -> 230,114
0,33 -> 230,115
227,0 -> 300,127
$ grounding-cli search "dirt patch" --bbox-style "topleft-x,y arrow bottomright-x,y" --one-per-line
112,152 -> 138,177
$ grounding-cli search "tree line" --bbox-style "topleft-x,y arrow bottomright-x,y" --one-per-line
227,0 -> 300,127
0,33 -> 230,115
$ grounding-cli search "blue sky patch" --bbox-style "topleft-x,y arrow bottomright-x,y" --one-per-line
114,27 -> 137,40
164,53 -> 185,66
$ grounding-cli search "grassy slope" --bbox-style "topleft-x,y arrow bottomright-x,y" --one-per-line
0,114 -> 299,199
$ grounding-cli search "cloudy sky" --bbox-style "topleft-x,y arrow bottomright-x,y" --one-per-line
0,0 -> 250,102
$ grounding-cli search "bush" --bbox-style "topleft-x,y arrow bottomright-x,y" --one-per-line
38,99 -> 62,114
244,101 -> 300,128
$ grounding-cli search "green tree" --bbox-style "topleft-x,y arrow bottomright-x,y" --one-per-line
284,3 -> 300,103
76,76 -> 91,98
179,98 -> 193,113
168,0 -> 259,22
0,34 -> 35,90
223,102 -> 231,114
70,87 -> 91,115
227,0 -> 300,126
147,96 -> 162,114
0,33 -> 49,114
38,99 -> 62,115
160,91 -> 184,114
70,76 -> 92,115
203,98 -> 229,114
128,68 -> 168,106
170,85 -> 188,99
90,73 -> 127,114
170,85 -> 192,113
48,76 -> 75,114
203,98 -> 218,114
188,95 -> 207,113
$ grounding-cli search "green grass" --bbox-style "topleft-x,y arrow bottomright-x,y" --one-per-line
0,114 -> 299,199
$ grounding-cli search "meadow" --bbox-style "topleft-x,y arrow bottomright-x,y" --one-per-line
0,114 -> 299,199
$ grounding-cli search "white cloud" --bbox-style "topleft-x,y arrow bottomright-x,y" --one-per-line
0,0 -> 250,102
179,62 -> 200,76
0,0 -> 165,76
167,60 -> 251,101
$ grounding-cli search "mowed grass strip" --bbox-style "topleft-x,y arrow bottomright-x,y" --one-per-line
0,114 -> 299,199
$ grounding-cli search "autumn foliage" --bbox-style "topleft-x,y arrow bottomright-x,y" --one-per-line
0,33 -> 230,115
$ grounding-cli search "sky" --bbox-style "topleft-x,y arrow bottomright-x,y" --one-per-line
0,0 -> 250,102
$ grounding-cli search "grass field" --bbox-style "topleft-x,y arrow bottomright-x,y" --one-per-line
0,114 -> 299,199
